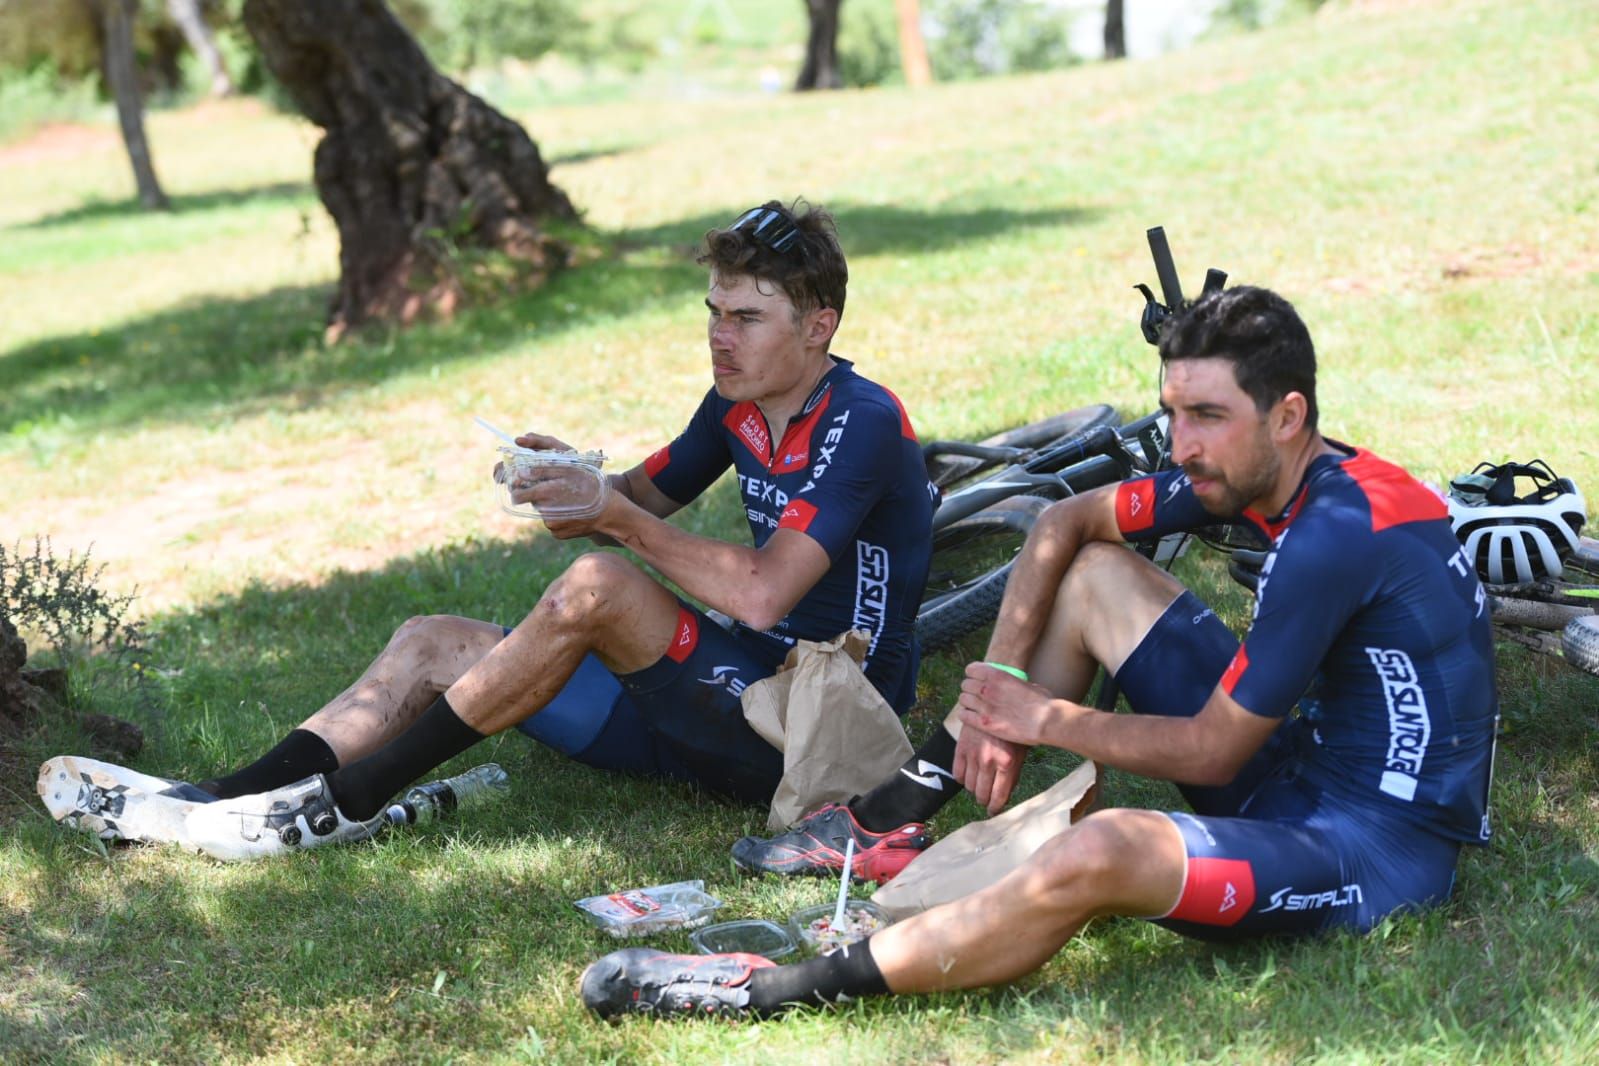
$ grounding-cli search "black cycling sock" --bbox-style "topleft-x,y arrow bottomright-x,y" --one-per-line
325,694 -> 486,821
849,725 -> 961,832
199,729 -> 339,799
746,938 -> 889,1014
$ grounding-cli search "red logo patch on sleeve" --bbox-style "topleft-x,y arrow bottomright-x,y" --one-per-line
644,445 -> 671,478
1116,479 -> 1157,534
777,498 -> 819,533
1169,857 -> 1256,926
664,607 -> 699,663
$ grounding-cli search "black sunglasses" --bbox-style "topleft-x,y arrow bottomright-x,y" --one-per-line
730,207 -> 801,254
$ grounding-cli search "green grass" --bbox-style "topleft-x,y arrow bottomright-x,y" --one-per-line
3,0 -> 1599,1060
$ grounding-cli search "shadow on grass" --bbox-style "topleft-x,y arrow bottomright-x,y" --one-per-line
0,513 -> 1595,1059
13,181 -> 315,231
0,199 -> 1099,439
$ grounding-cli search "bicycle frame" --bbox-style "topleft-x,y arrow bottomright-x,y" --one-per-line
931,413 -> 1172,530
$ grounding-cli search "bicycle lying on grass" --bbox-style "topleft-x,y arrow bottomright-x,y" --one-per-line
913,228 -> 1599,680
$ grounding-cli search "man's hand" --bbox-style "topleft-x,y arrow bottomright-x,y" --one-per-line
514,431 -> 576,452
493,431 -> 578,486
524,469 -> 623,543
956,662 -> 1072,749
952,720 -> 1029,815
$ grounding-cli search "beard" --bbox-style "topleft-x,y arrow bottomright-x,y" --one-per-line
1185,446 -> 1280,517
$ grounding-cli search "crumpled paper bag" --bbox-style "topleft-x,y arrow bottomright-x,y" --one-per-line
741,630 -> 914,831
871,759 -> 1098,920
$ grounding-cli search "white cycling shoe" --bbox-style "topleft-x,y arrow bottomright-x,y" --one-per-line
36,755 -> 212,848
183,773 -> 385,862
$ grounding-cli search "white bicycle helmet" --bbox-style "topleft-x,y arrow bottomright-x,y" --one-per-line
1446,460 -> 1586,585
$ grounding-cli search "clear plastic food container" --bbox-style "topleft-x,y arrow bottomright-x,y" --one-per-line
494,447 -> 608,521
787,899 -> 891,953
573,879 -> 723,938
690,919 -> 797,959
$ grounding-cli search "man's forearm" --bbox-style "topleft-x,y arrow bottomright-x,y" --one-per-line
1043,701 -> 1228,786
599,507 -> 781,628
581,474 -> 636,549
984,501 -> 1094,669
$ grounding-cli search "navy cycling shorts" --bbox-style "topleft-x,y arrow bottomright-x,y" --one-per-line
511,602 -> 787,805
1112,590 -> 1462,941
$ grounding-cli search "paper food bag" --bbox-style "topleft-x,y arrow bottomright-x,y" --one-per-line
871,759 -> 1098,920
741,630 -> 914,831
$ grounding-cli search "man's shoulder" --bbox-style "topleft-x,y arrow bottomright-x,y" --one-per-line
825,362 -> 918,440
1306,444 -> 1448,536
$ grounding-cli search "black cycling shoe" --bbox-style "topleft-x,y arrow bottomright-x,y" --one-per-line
581,948 -> 773,1019
731,803 -> 931,884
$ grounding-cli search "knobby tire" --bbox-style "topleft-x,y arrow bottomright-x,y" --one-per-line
917,496 -> 1053,653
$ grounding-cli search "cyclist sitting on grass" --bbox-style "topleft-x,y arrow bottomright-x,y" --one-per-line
580,284 -> 1500,1018
43,200 -> 936,860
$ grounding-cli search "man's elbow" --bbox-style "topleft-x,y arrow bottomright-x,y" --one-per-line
732,587 -> 795,633
738,604 -> 795,634
1185,749 -> 1252,788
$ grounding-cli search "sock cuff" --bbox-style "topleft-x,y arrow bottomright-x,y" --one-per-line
420,693 -> 489,745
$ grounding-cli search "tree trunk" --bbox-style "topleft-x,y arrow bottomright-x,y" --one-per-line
796,0 -> 843,91
242,0 -> 578,340
1104,0 -> 1126,60
894,0 -> 932,87
0,616 -> 48,735
100,0 -> 170,211
166,0 -> 235,96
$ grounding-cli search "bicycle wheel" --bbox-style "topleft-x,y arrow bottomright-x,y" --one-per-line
924,405 -> 1119,490
1562,616 -> 1599,675
917,496 -> 1052,653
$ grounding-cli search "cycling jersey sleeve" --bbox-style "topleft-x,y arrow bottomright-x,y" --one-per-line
1220,520 -> 1375,718
1115,469 -> 1213,541
642,389 -> 732,506
774,399 -> 902,560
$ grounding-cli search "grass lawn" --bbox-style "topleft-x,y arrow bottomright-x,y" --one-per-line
2,0 -> 1598,1061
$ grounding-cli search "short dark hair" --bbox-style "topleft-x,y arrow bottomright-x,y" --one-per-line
698,199 -> 848,319
1159,285 -> 1318,429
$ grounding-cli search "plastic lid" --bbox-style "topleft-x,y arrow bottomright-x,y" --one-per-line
690,919 -> 796,959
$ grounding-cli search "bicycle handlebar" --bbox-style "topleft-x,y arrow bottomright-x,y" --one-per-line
1137,227 -> 1226,346
1147,227 -> 1184,309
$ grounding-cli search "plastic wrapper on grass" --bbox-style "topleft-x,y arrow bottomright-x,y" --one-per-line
573,879 -> 723,938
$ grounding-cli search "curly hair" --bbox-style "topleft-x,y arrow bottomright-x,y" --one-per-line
698,199 -> 848,320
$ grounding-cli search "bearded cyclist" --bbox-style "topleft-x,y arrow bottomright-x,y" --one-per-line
580,284 -> 1498,1018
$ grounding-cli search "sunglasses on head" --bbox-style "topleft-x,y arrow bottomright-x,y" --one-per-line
730,207 -> 800,254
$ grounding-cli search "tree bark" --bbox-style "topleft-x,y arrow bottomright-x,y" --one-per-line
100,0 -> 170,211
0,616 -> 49,735
796,0 -> 843,91
242,0 -> 578,339
894,0 -> 932,87
166,0 -> 235,96
1104,0 -> 1126,60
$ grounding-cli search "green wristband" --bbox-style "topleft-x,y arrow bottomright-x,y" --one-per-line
985,662 -> 1029,682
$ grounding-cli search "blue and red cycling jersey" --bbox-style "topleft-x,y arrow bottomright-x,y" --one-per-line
1115,443 -> 1499,845
642,358 -> 936,712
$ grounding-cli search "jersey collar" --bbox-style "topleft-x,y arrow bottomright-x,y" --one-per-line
799,356 -> 850,419
1241,439 -> 1356,539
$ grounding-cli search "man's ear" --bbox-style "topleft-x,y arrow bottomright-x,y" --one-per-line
1273,391 -> 1309,442
806,306 -> 840,348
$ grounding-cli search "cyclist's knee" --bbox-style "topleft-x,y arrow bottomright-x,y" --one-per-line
534,553 -> 649,630
1062,541 -> 1177,614
1026,809 -> 1174,900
